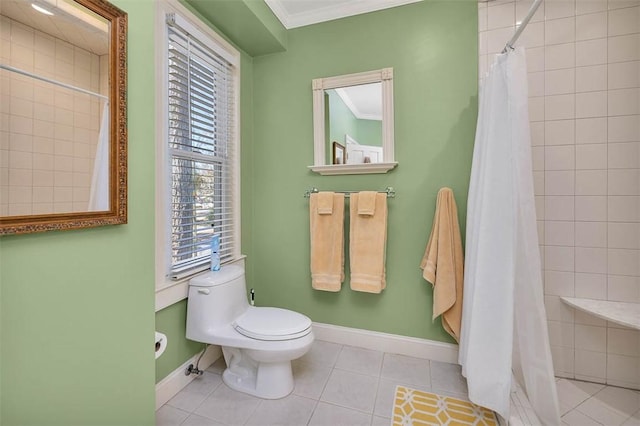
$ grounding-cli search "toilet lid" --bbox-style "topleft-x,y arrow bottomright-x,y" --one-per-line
233,307 -> 312,341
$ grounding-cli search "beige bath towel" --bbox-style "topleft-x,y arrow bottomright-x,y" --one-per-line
350,192 -> 387,293
310,192 -> 345,291
420,187 -> 464,342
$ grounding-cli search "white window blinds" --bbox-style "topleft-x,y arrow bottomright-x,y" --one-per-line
166,15 -> 237,278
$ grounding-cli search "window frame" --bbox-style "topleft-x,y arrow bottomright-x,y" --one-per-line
155,0 -> 242,310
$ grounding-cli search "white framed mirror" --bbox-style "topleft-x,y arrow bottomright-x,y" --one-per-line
309,68 -> 397,175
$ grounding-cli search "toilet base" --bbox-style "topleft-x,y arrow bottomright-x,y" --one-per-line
222,359 -> 294,399
221,346 -> 296,399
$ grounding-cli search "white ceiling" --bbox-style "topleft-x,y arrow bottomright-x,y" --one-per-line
335,82 -> 382,121
1,0 -> 109,55
264,0 -> 423,29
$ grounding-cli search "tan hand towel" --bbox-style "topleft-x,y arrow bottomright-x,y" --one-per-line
310,192 -> 345,291
357,191 -> 377,216
420,187 -> 464,342
350,192 -> 387,293
317,191 -> 334,214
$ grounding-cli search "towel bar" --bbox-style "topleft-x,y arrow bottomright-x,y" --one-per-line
303,187 -> 395,198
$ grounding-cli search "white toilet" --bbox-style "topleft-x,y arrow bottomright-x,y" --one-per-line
186,264 -> 314,399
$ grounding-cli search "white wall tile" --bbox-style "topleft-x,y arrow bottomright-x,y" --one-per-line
608,61 -> 640,89
547,42 -> 577,69
575,65 -> 608,92
608,88 -> 640,116
576,39 -> 609,67
608,115 -> 640,142
575,324 -> 607,351
608,222 -> 640,248
576,144 -> 607,169
576,0 -> 608,15
545,0 -> 576,19
608,142 -> 640,168
574,349 -> 607,378
534,170 -> 545,195
532,146 -> 545,170
546,170 -> 576,194
546,17 -> 577,45
546,94 -> 576,120
608,195 -> 640,221
548,320 -> 576,346
576,118 -> 608,144
546,195 -> 576,220
608,0 -> 640,9
546,68 -> 576,95
545,294 -> 576,322
488,2 -> 515,30
527,46 -> 546,72
478,3 -> 488,32
608,169 -> 639,195
576,170 -> 607,195
576,196 -> 608,220
608,6 -> 640,37
545,246 -> 576,272
546,145 -> 576,170
529,71 -> 545,97
606,354 -> 640,387
608,34 -> 640,63
608,248 -> 640,275
531,121 -> 545,145
575,272 -> 608,298
575,221 -> 608,247
545,119 -> 576,145
546,220 -> 575,245
536,195 -> 546,219
487,27 -> 515,54
551,345 -> 575,374
574,308 -> 607,326
529,96 -> 546,121
575,247 -> 608,273
576,12 -> 608,41
608,274 -> 640,301
575,91 -> 608,118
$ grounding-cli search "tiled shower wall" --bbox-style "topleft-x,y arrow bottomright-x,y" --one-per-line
478,0 -> 640,389
0,16 -> 105,216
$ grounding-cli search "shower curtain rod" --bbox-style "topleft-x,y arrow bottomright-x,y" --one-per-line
0,64 -> 108,100
502,0 -> 543,53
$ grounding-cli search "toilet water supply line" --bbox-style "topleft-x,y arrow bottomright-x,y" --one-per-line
185,344 -> 208,376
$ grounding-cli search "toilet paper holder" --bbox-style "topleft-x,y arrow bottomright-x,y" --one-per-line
155,332 -> 167,359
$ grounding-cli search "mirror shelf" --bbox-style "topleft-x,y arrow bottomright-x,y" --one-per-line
308,163 -> 397,175
310,68 -> 397,175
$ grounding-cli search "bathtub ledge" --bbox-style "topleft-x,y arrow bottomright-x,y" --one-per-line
561,297 -> 640,330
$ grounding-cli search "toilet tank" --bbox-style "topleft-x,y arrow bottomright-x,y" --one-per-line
186,264 -> 249,342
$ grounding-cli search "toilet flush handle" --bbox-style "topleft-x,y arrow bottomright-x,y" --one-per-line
197,288 -> 210,295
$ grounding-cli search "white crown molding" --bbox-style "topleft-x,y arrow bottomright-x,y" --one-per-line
265,0 -> 423,29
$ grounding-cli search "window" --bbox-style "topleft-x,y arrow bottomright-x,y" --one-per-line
159,9 -> 240,283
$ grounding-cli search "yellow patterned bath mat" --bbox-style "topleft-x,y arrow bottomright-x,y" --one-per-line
392,385 -> 498,425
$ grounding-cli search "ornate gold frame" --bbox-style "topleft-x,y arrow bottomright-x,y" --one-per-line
0,0 -> 128,235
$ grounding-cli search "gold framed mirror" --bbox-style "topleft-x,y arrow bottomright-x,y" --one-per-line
0,0 -> 127,235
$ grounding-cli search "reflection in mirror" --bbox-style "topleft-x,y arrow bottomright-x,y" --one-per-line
325,82 -> 382,165
311,68 -> 396,175
0,0 -> 127,234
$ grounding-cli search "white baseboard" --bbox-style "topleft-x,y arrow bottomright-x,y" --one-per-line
155,345 -> 222,410
312,322 -> 459,364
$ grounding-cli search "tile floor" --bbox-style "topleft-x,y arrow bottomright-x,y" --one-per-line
156,340 -> 640,426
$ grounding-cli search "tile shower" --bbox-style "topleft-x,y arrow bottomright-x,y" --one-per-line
0,16 -> 107,216
479,0 -> 640,389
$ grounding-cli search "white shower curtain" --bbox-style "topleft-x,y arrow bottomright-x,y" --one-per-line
88,102 -> 109,211
459,47 -> 560,425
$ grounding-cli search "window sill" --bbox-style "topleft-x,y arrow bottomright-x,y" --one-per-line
155,255 -> 246,312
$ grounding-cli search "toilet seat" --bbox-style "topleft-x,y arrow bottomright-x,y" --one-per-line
233,307 -> 312,341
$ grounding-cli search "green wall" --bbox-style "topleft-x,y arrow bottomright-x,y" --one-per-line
0,0 -> 156,424
247,0 -> 477,342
